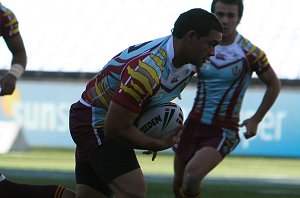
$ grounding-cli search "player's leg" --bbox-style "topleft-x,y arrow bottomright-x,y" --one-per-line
172,118 -> 198,198
109,168 -> 146,198
74,162 -> 112,198
180,147 -> 222,198
70,101 -> 146,197
75,184 -> 108,198
69,102 -> 113,198
91,141 -> 146,198
0,173 -> 75,198
179,127 -> 240,198
173,154 -> 187,197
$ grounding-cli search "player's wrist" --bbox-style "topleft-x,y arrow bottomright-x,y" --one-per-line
8,63 -> 25,78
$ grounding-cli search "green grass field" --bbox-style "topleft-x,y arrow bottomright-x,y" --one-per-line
1,147 -> 300,198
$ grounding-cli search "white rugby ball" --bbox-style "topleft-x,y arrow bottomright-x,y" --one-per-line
136,102 -> 184,138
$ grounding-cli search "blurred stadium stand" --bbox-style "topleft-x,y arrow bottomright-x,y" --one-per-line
0,0 -> 300,80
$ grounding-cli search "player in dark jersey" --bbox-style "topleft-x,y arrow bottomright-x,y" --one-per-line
0,3 -> 75,198
172,1 -> 281,197
69,8 -> 223,198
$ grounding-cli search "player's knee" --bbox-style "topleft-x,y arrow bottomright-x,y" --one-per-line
61,188 -> 76,198
114,187 -> 146,198
183,172 -> 201,192
172,178 -> 182,196
112,181 -> 147,198
75,184 -> 107,198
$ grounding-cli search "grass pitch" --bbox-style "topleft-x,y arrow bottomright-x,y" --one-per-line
1,147 -> 300,198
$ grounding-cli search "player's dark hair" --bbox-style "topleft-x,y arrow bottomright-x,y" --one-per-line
172,8 -> 223,39
211,0 -> 244,19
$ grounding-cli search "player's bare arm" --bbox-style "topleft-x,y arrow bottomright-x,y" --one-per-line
104,101 -> 181,151
5,34 -> 27,67
0,34 -> 27,96
241,67 -> 281,139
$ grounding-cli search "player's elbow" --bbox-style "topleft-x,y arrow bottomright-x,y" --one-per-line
104,124 -> 118,140
272,78 -> 281,96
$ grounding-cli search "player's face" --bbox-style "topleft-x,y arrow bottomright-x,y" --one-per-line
213,2 -> 240,42
188,29 -> 222,67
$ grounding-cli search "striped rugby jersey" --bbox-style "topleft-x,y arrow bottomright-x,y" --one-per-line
81,35 -> 195,113
189,33 -> 270,131
0,3 -> 19,37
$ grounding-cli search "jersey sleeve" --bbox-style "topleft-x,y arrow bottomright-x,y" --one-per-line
0,5 -> 19,37
112,55 -> 161,113
241,37 -> 270,75
248,47 -> 270,75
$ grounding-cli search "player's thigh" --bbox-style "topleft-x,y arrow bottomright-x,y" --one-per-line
91,141 -> 143,197
185,147 -> 223,180
109,168 -> 147,198
75,162 -> 113,197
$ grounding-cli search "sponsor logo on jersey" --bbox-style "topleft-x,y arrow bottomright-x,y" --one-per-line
216,53 -> 226,60
171,76 -> 179,83
232,65 -> 241,76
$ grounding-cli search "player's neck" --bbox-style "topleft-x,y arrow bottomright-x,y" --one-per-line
221,32 -> 237,46
172,38 -> 186,68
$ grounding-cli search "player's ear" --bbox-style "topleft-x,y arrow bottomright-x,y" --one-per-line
185,30 -> 198,43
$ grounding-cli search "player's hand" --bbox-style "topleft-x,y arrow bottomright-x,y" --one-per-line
159,125 -> 184,150
142,150 -> 157,161
240,118 -> 259,139
0,73 -> 17,96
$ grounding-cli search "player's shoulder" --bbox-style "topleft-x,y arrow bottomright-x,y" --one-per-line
236,34 -> 265,57
135,36 -> 171,77
0,3 -> 16,18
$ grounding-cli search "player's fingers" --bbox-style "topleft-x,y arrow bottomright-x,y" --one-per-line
244,131 -> 255,139
151,152 -> 157,161
239,121 -> 246,127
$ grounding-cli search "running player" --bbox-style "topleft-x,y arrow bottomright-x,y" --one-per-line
69,8 -> 223,198
173,1 -> 281,197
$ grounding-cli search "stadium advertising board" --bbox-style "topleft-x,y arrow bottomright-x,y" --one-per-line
0,81 -> 299,157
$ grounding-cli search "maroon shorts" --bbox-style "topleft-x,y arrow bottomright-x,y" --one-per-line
173,118 -> 240,163
69,101 -> 101,163
69,101 -> 140,194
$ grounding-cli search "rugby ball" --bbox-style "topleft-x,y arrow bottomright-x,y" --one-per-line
136,102 -> 184,138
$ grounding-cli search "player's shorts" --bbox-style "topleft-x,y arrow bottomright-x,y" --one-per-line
173,118 -> 240,163
69,101 -> 140,195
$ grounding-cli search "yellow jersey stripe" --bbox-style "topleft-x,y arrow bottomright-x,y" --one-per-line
131,80 -> 145,95
3,10 -> 13,16
138,60 -> 159,84
95,79 -> 109,108
120,82 -> 141,102
253,51 -> 265,63
127,66 -> 152,95
246,45 -> 257,56
4,18 -> 17,27
241,39 -> 249,48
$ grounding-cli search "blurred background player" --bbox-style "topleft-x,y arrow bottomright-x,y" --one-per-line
69,8 -> 223,198
0,3 -> 75,198
172,0 -> 281,197
0,2 -> 26,95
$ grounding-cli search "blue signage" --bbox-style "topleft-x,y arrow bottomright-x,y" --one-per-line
0,81 -> 299,157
